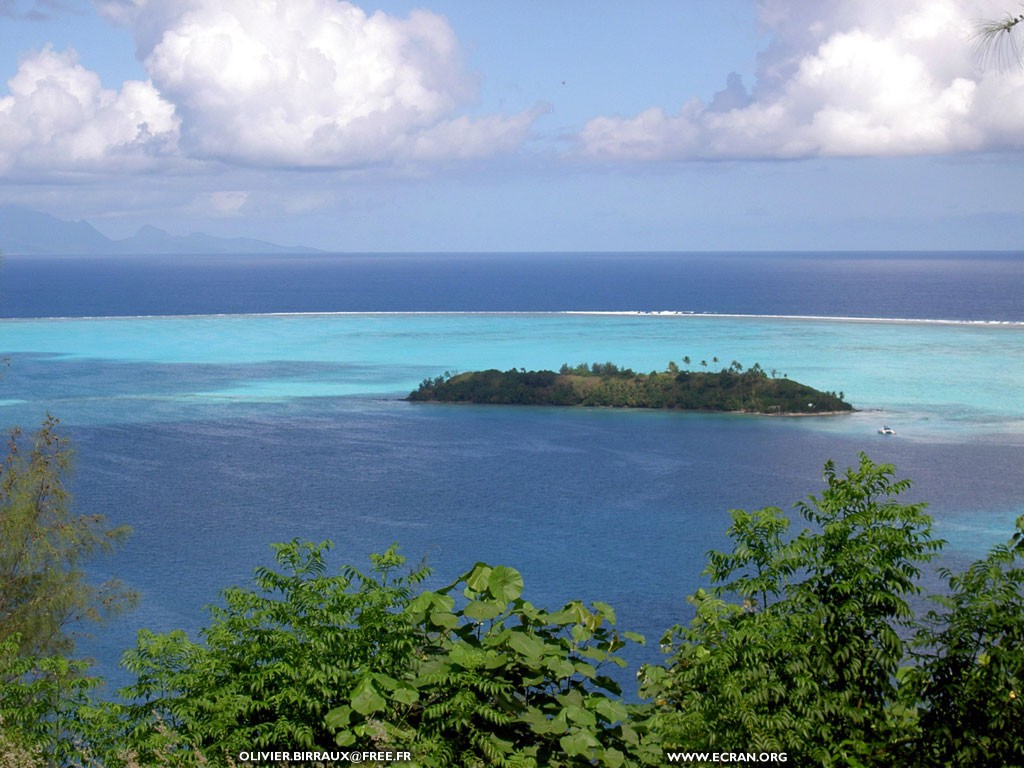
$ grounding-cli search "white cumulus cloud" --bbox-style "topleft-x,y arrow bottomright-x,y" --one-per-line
1,0 -> 537,177
578,0 -> 1024,161
0,46 -> 179,175
100,0 -> 537,167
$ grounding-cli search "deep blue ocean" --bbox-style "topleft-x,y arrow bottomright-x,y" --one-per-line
2,251 -> 1023,692
4,251 -> 1024,319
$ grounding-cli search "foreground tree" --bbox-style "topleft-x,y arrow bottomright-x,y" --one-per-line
0,638 -> 101,767
0,415 -> 136,765
974,9 -> 1024,68
328,561 -> 647,767
115,541 -> 426,765
641,454 -> 941,765
116,541 -> 647,767
907,515 -> 1024,767
0,416 -> 136,657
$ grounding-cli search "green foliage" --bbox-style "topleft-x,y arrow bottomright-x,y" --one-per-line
704,505 -> 794,609
558,362 -> 637,378
642,454 -> 941,766
0,416 -> 136,658
409,363 -> 851,413
906,516 -> 1024,767
0,637 -> 104,767
117,540 -> 428,766
409,369 -> 576,405
113,541 -> 647,766
327,561 -> 648,767
0,414 -> 137,766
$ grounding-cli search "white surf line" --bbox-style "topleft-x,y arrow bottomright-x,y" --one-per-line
1,310 -> 1022,327
561,311 -> 1024,327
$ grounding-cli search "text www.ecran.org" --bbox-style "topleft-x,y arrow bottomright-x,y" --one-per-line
666,752 -> 788,764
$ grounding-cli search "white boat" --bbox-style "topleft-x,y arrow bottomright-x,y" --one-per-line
878,426 -> 895,435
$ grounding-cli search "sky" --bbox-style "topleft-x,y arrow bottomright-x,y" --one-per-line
1,0 -> 1024,252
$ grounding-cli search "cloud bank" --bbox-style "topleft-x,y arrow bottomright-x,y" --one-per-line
4,0 -> 1024,181
1,0 -> 537,176
579,0 -> 1024,161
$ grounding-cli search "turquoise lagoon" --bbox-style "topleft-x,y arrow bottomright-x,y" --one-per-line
3,310 -> 1023,435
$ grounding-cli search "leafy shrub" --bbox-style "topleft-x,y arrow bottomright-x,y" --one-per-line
114,542 -> 647,767
115,541 -> 426,766
327,561 -> 648,767
907,515 -> 1024,766
641,454 -> 941,766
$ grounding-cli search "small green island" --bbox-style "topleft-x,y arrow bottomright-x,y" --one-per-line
408,360 -> 853,415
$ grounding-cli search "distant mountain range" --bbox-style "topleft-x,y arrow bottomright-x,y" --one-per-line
0,206 -> 319,255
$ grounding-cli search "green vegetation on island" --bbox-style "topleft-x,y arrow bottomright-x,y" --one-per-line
409,360 -> 852,414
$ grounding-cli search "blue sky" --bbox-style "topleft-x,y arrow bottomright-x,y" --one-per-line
1,0 -> 1024,251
